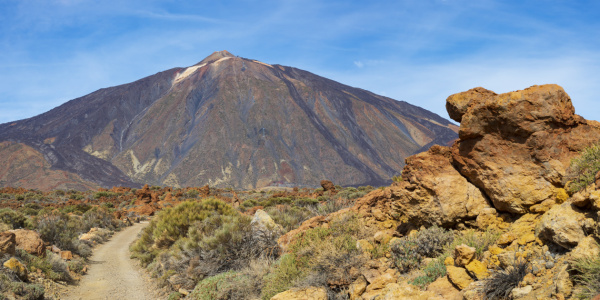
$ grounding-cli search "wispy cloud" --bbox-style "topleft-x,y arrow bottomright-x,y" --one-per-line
0,0 -> 599,124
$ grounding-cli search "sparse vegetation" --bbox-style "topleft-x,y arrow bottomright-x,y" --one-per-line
391,225 -> 454,273
570,255 -> 600,299
0,270 -> 44,300
567,142 -> 600,193
410,257 -> 447,289
261,213 -> 367,299
447,228 -> 501,260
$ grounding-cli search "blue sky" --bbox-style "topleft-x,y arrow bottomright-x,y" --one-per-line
1,0 -> 599,124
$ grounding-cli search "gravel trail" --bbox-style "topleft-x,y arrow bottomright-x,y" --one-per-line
63,222 -> 159,300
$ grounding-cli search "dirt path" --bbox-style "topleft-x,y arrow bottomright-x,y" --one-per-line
63,222 -> 160,300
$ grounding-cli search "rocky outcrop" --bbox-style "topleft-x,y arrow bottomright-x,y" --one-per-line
320,180 -> 337,194
448,84 -> 600,214
10,229 -> 46,256
353,145 -> 490,228
352,85 -> 600,229
535,203 -> 592,249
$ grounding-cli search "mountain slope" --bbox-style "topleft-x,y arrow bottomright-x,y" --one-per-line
0,51 -> 458,190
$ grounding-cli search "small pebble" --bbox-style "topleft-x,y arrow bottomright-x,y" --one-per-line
545,261 -> 555,269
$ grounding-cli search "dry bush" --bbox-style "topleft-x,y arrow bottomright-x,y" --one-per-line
261,213 -> 367,299
391,225 -> 454,273
570,255 -> 600,299
483,259 -> 530,300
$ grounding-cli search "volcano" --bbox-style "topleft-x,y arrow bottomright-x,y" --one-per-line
0,51 -> 458,190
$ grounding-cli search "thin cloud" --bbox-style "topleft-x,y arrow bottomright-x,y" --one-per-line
0,0 -> 599,124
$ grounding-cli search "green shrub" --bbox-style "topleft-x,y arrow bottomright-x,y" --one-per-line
410,258 -> 447,289
391,225 -> 454,273
264,206 -> 314,232
261,213 -> 366,299
21,203 -> 43,216
147,210 -> 281,291
262,197 -> 293,207
93,191 -> 118,199
294,197 -> 319,207
61,203 -> 92,215
567,142 -> 600,193
82,207 -> 120,231
358,185 -> 375,193
186,190 -> 200,198
67,257 -> 86,275
35,211 -> 79,250
369,240 -> 390,259
189,271 -> 241,300
24,192 -> 43,201
17,250 -> 72,282
392,174 -> 403,182
69,193 -> 84,201
34,211 -> 92,258
0,208 -> 27,229
261,254 -> 302,300
242,199 -> 258,209
176,214 -> 279,276
314,197 -> 354,215
131,199 -> 238,266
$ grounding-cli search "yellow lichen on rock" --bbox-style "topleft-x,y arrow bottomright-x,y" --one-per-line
465,259 -> 489,280
446,266 -> 473,290
4,257 -> 27,281
555,188 -> 569,204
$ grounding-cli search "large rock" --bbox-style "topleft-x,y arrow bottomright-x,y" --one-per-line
426,276 -> 462,300
536,203 -> 588,249
363,269 -> 398,293
0,232 -> 16,255
251,209 -> 283,234
9,229 -> 46,256
446,266 -> 473,290
454,244 -> 476,267
448,85 -> 600,213
349,276 -> 368,300
465,259 -> 489,280
569,236 -> 600,261
270,286 -> 327,300
320,180 -> 336,193
353,145 -> 490,227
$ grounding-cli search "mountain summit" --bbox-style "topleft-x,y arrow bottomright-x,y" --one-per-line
0,51 -> 458,190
